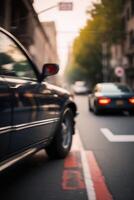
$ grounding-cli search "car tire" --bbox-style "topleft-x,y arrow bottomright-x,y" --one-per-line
46,108 -> 74,159
129,110 -> 134,116
89,102 -> 92,112
93,103 -> 100,115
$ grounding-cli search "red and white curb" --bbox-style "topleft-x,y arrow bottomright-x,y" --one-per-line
71,130 -> 113,200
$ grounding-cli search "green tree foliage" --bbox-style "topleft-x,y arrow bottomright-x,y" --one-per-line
91,0 -> 125,43
66,0 -> 125,85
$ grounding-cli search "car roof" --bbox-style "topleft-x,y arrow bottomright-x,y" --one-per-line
96,83 -> 128,87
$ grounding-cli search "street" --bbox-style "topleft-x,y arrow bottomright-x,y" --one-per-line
1,0 -> 134,200
0,149 -> 87,200
1,95 -> 134,200
75,95 -> 134,200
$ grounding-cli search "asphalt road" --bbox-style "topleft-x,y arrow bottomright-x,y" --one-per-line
75,95 -> 134,200
0,149 -> 88,200
1,94 -> 134,200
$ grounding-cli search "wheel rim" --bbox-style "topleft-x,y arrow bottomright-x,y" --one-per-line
61,117 -> 71,149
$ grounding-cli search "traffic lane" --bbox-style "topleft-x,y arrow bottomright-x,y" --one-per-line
75,95 -> 134,150
93,146 -> 134,200
0,150 -> 88,200
75,95 -> 134,200
75,94 -> 134,133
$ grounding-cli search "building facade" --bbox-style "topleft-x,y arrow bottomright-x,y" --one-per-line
123,0 -> 134,86
0,0 -> 59,73
41,21 -> 58,64
109,0 -> 134,87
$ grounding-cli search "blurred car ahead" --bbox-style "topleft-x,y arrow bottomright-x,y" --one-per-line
0,27 -> 77,172
88,83 -> 134,115
72,81 -> 89,94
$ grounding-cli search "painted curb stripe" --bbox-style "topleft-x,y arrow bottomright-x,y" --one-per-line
87,151 -> 113,200
72,131 -> 96,200
62,151 -> 85,190
64,151 -> 81,168
62,169 -> 85,190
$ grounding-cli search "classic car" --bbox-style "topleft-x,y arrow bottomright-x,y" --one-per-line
0,27 -> 77,171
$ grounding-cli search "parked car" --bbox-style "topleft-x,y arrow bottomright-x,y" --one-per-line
0,27 -> 77,171
88,83 -> 134,115
72,81 -> 89,94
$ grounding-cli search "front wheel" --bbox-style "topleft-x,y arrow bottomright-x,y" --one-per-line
89,101 -> 92,112
46,108 -> 74,159
93,103 -> 100,115
129,110 -> 134,116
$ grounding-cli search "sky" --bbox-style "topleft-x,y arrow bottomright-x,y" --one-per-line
34,0 -> 96,74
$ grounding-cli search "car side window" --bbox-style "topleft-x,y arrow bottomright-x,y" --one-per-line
0,31 -> 36,80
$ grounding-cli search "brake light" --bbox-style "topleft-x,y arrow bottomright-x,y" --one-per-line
98,97 -> 111,105
129,97 -> 134,104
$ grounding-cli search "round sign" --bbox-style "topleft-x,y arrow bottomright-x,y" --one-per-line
114,67 -> 124,77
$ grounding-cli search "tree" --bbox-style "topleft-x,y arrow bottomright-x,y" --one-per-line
66,0 -> 125,85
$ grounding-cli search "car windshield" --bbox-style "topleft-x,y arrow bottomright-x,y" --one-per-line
74,81 -> 85,86
101,84 -> 131,93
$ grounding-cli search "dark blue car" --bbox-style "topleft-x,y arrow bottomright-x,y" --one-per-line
0,28 -> 77,171
89,83 -> 134,115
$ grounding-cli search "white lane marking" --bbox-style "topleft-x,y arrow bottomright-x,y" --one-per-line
101,128 -> 134,142
73,130 -> 96,200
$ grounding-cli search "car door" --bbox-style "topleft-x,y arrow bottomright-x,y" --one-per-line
0,77 -> 12,161
90,86 -> 97,108
0,30 -> 57,154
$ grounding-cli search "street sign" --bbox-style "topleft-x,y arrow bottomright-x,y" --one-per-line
114,67 -> 124,77
58,2 -> 73,11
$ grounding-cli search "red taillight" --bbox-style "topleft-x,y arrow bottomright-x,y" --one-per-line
98,97 -> 111,105
129,97 -> 134,104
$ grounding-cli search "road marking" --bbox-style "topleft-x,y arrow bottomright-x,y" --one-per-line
101,128 -> 134,142
70,130 -> 114,200
87,151 -> 113,200
62,169 -> 85,190
63,151 -> 85,190
74,130 -> 96,200
64,151 -> 81,168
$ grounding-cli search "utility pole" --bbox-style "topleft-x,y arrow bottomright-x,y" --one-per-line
102,42 -> 109,82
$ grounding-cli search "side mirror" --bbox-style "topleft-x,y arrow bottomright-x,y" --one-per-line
40,63 -> 59,81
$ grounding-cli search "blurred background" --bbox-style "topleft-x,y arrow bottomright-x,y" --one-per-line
0,0 -> 134,90
1,2 -> 134,200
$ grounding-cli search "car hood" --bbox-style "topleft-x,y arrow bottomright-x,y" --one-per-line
46,82 -> 70,96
